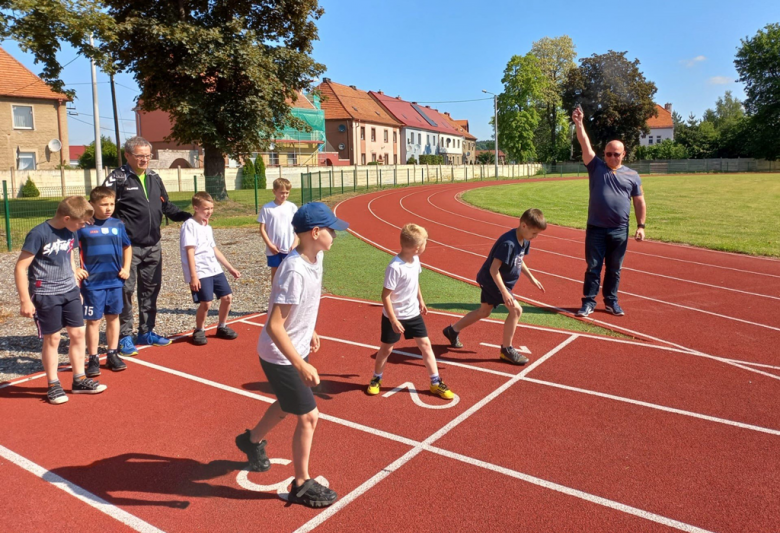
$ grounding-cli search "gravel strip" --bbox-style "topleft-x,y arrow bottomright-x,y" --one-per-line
0,226 -> 271,383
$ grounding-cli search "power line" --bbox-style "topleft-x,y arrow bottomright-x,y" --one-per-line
69,115 -> 119,133
414,97 -> 494,104
70,110 -> 135,122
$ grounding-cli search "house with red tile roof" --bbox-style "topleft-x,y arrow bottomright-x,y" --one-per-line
442,115 -> 478,165
1,46 -> 71,171
69,145 -> 86,167
318,79 -> 402,165
640,103 -> 675,147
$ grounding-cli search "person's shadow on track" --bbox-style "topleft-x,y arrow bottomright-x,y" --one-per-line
50,452 -> 278,509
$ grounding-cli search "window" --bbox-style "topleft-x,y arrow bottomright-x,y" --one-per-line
417,133 -> 421,144
427,135 -> 430,145
447,138 -> 451,147
409,135 -> 414,145
13,106 -> 34,129
393,154 -> 397,164
384,130 -> 388,143
384,154 -> 388,164
648,137 -> 653,145
288,152 -> 297,166
458,140 -> 461,148
372,153 -> 377,162
269,152 -> 279,166
393,131 -> 397,143
656,136 -> 662,143
17,152 -> 36,170
361,127 -> 365,140
361,153 -> 366,165
338,124 -> 347,132
371,128 -> 376,142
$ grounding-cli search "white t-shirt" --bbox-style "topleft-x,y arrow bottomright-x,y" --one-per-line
382,255 -> 422,320
180,218 -> 223,283
257,249 -> 323,365
257,200 -> 298,256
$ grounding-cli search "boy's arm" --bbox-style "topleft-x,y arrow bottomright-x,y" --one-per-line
185,246 -> 200,291
214,246 -> 240,279
381,287 -> 404,333
258,222 -> 279,254
72,245 -> 88,282
489,257 -> 515,309
266,303 -> 320,386
521,262 -> 545,292
417,285 -> 428,315
119,245 -> 132,279
14,252 -> 36,318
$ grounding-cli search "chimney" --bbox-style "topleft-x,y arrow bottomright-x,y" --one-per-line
664,103 -> 673,113
412,102 -> 417,105
322,77 -> 331,83
444,112 -> 451,117
377,90 -> 383,94
349,85 -> 357,90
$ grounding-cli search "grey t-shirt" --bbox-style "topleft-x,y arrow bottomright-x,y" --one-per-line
22,221 -> 78,296
586,157 -> 642,228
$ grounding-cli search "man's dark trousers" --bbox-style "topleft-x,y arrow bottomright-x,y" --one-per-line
582,225 -> 629,306
120,243 -> 162,338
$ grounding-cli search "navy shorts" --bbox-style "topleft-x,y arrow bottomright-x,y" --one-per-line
479,280 -> 516,309
260,356 -> 317,415
33,286 -> 84,337
192,272 -> 232,303
82,286 -> 123,320
267,252 -> 288,268
380,314 -> 428,344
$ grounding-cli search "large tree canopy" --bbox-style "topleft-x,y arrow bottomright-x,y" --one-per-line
562,50 -> 657,157
496,53 -> 543,162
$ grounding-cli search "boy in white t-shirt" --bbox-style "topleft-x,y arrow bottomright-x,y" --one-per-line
180,192 -> 241,346
235,202 -> 348,509
366,224 -> 455,400
258,177 -> 298,281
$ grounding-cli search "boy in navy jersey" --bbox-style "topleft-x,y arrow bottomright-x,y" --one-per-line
78,187 -> 132,376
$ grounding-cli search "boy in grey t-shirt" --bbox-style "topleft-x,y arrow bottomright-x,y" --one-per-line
14,196 -> 108,405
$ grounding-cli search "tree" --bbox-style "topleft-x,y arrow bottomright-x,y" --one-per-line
562,50 -> 657,158
674,114 -> 718,159
79,135 -> 119,168
530,36 -> 576,161
703,91 -> 745,130
255,154 -> 266,190
20,178 -> 40,198
635,139 -> 689,160
497,53 -> 543,162
241,158 -> 255,190
735,23 -> 780,159
476,151 -> 495,164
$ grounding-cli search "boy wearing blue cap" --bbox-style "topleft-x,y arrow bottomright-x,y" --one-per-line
236,201 -> 347,509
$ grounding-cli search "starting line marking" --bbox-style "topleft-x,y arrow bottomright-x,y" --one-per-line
382,382 -> 461,409
0,444 -> 164,533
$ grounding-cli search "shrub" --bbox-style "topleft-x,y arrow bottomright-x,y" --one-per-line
367,161 -> 381,165
407,156 -> 417,164
255,155 -> 267,189
241,158 -> 255,189
21,178 -> 40,198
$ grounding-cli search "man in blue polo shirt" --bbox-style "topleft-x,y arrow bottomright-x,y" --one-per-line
572,106 -> 647,317
78,186 -> 133,377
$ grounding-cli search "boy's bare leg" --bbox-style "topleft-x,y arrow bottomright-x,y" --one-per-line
41,332 -> 61,382
292,408 -> 319,486
270,266 -> 278,281
452,303 -> 494,332
86,319 -> 101,355
105,315 -> 120,350
415,337 -> 438,376
218,294 -> 232,325
249,401 -> 287,443
502,300 -> 523,348
373,343 -> 394,375
66,325 -> 86,376
196,301 -> 210,330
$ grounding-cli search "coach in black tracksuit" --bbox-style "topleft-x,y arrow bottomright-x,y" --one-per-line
103,136 -> 191,354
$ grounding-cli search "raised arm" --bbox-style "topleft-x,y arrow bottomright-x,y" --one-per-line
572,107 -> 596,166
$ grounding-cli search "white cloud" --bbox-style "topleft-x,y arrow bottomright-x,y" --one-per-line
708,76 -> 732,85
681,55 -> 707,67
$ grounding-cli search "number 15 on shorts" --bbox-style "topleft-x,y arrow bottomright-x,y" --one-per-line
84,305 -> 95,317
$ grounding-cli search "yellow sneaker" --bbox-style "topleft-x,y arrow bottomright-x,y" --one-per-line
430,381 -> 455,400
367,376 -> 382,395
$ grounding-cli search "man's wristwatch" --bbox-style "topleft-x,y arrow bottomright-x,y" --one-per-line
637,223 -> 646,229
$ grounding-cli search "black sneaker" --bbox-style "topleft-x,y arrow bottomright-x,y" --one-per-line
106,351 -> 127,372
216,326 -> 238,340
47,382 -> 68,405
287,479 -> 338,508
71,377 -> 107,394
235,430 -> 270,472
500,345 -> 529,365
192,329 -> 207,346
442,325 -> 463,348
85,355 -> 101,378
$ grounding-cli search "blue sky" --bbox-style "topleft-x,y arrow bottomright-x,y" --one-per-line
3,0 -> 778,146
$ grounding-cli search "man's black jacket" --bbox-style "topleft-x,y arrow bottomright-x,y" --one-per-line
103,165 -> 191,247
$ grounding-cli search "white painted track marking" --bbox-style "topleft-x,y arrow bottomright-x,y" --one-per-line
382,382 -> 461,409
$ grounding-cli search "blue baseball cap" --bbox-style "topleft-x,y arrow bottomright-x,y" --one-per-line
292,202 -> 349,233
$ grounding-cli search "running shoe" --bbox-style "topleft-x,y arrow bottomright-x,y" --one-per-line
47,382 -> 68,405
605,302 -> 625,316
575,302 -> 596,317
430,381 -> 455,400
71,377 -> 107,394
119,336 -> 138,356
442,325 -> 463,348
85,355 -> 101,378
106,351 -> 127,372
235,430 -> 271,472
192,329 -> 207,346
366,376 -> 382,395
136,331 -> 172,347
216,326 -> 238,340
287,479 -> 338,508
500,345 -> 529,365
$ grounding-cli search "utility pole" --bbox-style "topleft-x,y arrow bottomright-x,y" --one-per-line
110,74 -> 123,167
483,89 -> 499,178
89,34 -> 102,181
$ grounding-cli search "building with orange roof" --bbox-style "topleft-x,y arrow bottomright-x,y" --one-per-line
0,46 -> 71,172
442,115 -> 478,165
640,103 -> 675,147
318,79 -> 402,165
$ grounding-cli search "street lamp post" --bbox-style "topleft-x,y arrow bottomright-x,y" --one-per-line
483,89 -> 498,178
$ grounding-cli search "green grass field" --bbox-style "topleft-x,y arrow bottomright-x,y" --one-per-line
463,173 -> 780,257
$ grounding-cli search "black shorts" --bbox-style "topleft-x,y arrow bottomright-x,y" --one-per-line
480,280 -> 516,309
33,286 -> 84,337
380,314 -> 428,345
260,357 -> 317,415
192,272 -> 232,303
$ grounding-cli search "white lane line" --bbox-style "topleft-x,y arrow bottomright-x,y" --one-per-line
294,334 -> 580,533
522,377 -> 780,436
0,444 -> 165,533
721,360 -> 780,382
423,445 -> 714,533
723,359 -> 780,371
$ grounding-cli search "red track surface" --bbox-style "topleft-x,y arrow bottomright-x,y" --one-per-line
2,180 -> 779,532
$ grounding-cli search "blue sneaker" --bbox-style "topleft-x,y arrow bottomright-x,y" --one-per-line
605,302 -> 625,316
576,302 -> 596,317
119,336 -> 138,356
136,331 -> 172,347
